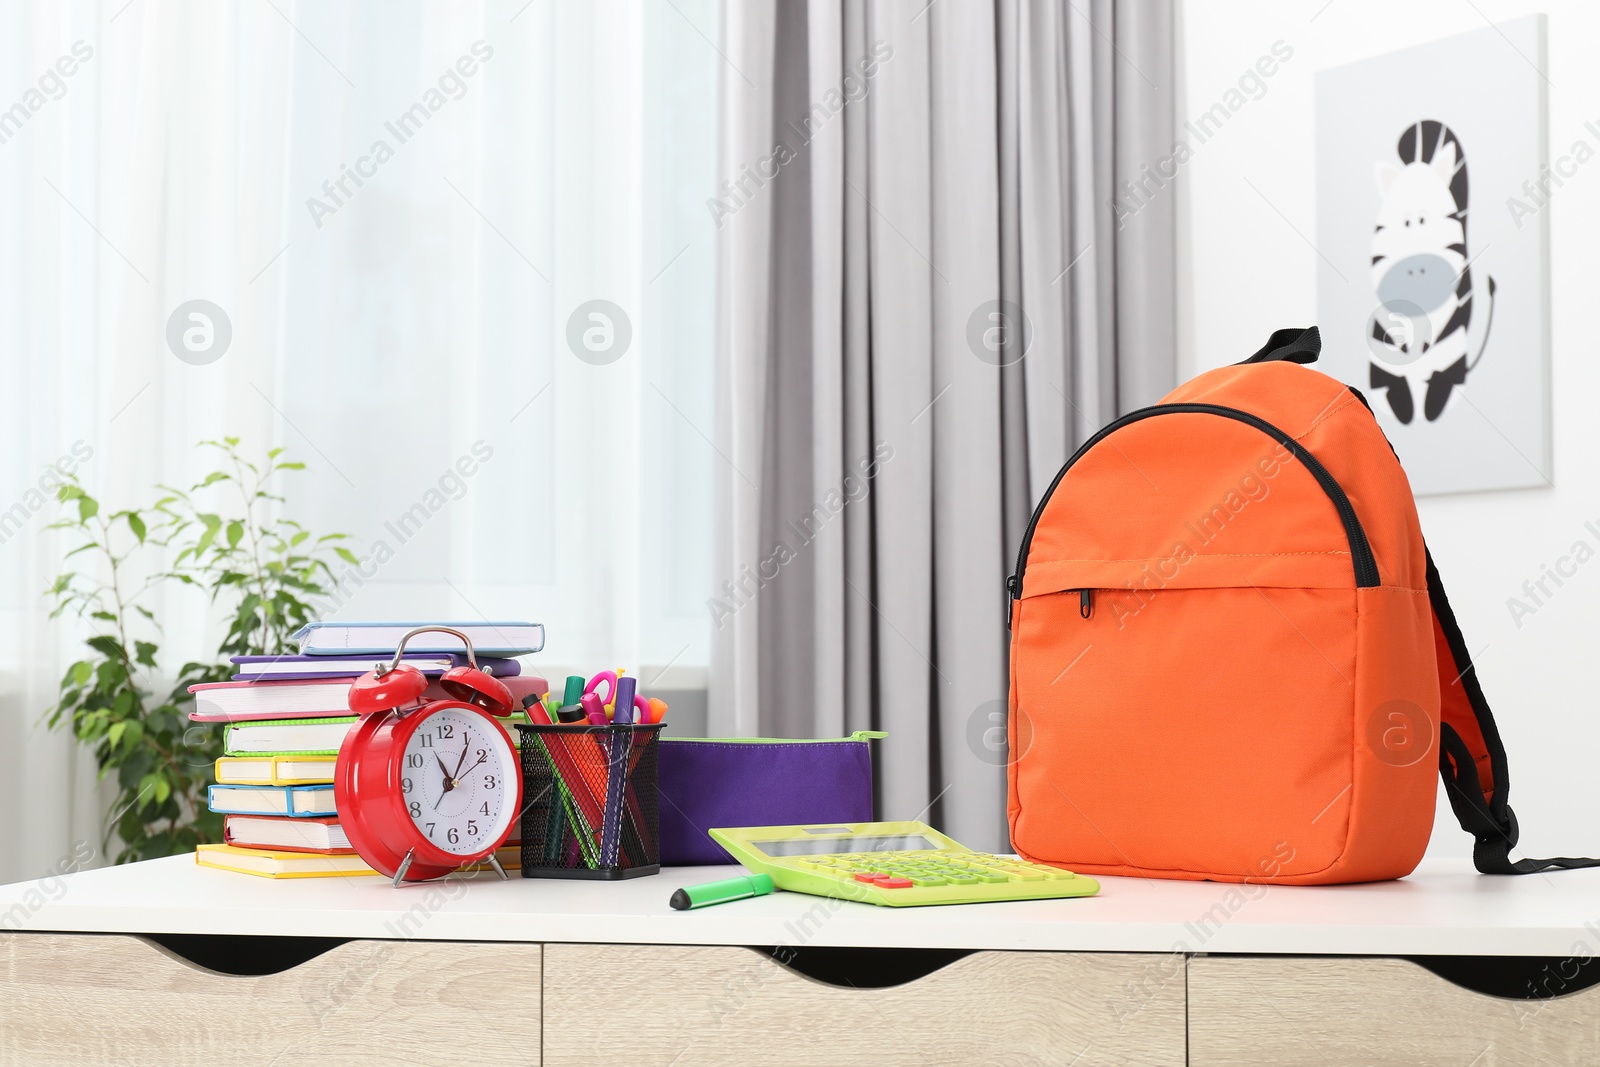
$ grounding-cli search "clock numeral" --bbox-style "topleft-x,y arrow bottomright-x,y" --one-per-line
406,753 -> 423,768
467,819 -> 479,836
484,774 -> 496,790
402,778 -> 414,794
476,748 -> 486,761
439,723 -> 455,739
425,822 -> 436,837
409,801 -> 421,818
447,827 -> 460,845
419,732 -> 433,748
480,802 -> 490,816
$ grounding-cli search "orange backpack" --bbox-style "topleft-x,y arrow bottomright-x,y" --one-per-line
1007,327 -> 1595,884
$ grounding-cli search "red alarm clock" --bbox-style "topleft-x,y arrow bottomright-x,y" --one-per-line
334,627 -> 522,885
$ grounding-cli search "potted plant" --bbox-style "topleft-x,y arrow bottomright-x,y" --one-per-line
45,439 -> 355,862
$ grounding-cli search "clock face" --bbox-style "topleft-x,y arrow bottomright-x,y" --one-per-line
399,706 -> 516,857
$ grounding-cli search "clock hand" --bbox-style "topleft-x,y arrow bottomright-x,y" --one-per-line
435,754 -> 456,793
454,739 -> 471,778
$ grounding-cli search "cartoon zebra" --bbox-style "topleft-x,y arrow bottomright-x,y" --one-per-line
1368,120 -> 1496,423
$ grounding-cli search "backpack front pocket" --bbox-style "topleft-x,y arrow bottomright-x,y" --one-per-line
1010,582 -> 1358,879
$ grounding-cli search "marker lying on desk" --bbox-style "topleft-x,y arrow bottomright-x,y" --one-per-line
670,873 -> 775,911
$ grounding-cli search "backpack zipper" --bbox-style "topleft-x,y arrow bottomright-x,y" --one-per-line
1007,403 -> 1380,621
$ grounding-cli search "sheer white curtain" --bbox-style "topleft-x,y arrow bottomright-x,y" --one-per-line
0,0 -> 717,883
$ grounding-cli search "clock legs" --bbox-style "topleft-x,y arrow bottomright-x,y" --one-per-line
487,853 -> 509,881
392,849 -> 416,888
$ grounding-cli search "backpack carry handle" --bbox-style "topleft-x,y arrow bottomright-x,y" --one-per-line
1240,326 -> 1321,365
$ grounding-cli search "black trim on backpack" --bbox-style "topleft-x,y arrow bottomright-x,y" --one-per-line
1427,551 -> 1600,874
1007,402 -> 1382,616
1239,326 -> 1321,365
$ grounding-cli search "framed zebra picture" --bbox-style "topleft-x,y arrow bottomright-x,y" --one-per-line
1314,15 -> 1550,495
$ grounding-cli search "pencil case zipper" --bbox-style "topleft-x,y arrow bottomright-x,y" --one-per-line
666,731 -> 887,744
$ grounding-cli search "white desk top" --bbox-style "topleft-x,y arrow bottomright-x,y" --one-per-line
2,856 -> 1594,957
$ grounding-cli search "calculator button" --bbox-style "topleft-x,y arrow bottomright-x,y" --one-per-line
854,873 -> 880,884
910,877 -> 947,887
946,875 -> 979,885
1005,870 -> 1045,882
977,873 -> 1008,884
878,877 -> 914,889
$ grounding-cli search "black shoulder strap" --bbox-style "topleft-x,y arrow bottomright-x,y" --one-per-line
1239,325 -> 1321,365
1428,548 -> 1600,873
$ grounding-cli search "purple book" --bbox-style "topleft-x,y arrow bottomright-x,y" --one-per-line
231,652 -> 522,682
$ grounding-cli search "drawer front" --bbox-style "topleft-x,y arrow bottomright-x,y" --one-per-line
0,933 -> 540,1067
544,944 -> 1185,1066
1189,956 -> 1600,1066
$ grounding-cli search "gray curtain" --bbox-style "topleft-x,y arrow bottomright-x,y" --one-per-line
710,0 -> 1175,850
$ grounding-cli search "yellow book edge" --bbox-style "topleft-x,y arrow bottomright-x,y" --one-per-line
196,843 -> 523,879
214,755 -> 337,787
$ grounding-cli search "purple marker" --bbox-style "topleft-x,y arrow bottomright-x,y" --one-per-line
612,676 -> 637,725
599,675 -> 637,867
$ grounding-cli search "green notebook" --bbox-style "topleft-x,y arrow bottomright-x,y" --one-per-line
223,717 -> 357,757
222,712 -> 533,757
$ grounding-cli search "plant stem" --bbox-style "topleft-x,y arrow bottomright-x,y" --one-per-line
232,451 -> 273,654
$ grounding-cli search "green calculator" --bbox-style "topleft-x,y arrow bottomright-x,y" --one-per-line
709,820 -> 1099,907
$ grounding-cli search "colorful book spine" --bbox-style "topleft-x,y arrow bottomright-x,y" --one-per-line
206,783 -> 337,817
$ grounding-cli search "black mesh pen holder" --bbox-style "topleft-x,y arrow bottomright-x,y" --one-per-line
516,722 -> 662,879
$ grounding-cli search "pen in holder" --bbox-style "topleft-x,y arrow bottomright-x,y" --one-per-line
516,721 -> 662,879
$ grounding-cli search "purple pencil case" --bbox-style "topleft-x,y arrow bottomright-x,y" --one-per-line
657,731 -> 886,865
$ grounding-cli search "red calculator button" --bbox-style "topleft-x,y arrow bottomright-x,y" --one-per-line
854,873 -> 882,884
878,877 -> 914,889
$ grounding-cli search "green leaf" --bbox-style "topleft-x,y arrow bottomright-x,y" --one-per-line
127,512 -> 146,543
334,547 -> 359,565
276,461 -> 306,471
77,495 -> 99,521
200,472 -> 230,487
226,520 -> 244,549
134,640 -> 158,668
108,721 -> 126,750
71,660 -> 94,686
90,610 -> 117,623
86,634 -> 123,659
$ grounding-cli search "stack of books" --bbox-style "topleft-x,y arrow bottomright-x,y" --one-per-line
191,622 -> 546,878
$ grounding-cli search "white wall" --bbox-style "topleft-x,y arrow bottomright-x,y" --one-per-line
1178,0 -> 1600,861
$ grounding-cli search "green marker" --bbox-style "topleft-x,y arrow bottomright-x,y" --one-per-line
669,873 -> 774,911
562,674 -> 586,708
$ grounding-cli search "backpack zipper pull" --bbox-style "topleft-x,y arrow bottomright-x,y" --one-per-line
1005,574 -> 1019,628
1077,589 -> 1093,619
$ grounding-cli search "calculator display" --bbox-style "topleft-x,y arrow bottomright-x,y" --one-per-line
754,834 -> 941,857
